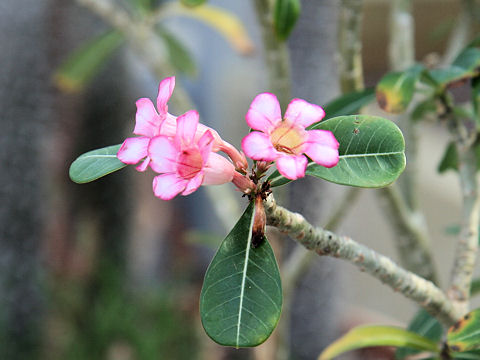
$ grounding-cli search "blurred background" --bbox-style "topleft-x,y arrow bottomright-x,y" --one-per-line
1,0 -> 479,359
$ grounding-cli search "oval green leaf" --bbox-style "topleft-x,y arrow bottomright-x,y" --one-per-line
200,202 -> 282,348
447,308 -> 480,352
319,325 -> 439,360
69,144 -> 127,184
273,0 -> 301,41
376,64 -> 424,113
54,30 -> 125,93
269,115 -> 406,188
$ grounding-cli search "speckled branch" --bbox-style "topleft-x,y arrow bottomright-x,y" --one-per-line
264,194 -> 462,326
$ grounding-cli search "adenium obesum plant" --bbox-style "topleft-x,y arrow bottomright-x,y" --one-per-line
69,74 -> 412,351
117,76 -> 340,200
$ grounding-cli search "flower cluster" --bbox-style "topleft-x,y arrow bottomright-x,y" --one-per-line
117,77 -> 339,200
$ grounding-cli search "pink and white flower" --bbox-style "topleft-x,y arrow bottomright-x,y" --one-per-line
241,93 -> 339,180
148,110 -> 235,200
117,76 -> 177,171
117,76 -> 247,172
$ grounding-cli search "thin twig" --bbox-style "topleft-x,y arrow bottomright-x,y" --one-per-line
338,0 -> 364,94
252,0 -> 291,108
379,185 -> 438,283
382,0 -> 438,283
441,0 -> 475,66
447,137 -> 480,315
265,194 -> 462,326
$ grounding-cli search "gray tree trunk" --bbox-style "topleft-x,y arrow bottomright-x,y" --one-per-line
287,1 -> 343,358
0,1 -> 52,358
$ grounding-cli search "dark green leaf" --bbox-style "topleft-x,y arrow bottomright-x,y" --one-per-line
128,0 -> 152,11
396,309 -> 443,359
428,48 -> 480,89
438,142 -> 458,173
472,76 -> 480,127
376,65 -> 424,113
438,142 -> 480,174
269,115 -> 406,188
180,0 -> 207,7
54,30 -> 124,92
452,350 -> 480,360
321,88 -> 376,120
273,0 -> 301,41
200,202 -> 282,347
69,144 -> 127,183
411,98 -> 437,122
471,278 -> 480,297
319,325 -> 439,360
447,308 -> 480,352
157,27 -> 196,77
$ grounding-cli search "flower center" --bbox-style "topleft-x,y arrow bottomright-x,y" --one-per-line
270,121 -> 306,155
177,148 -> 203,179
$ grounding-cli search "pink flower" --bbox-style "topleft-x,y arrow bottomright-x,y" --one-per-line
117,76 -> 177,171
241,93 -> 339,180
148,110 -> 235,200
117,76 -> 246,172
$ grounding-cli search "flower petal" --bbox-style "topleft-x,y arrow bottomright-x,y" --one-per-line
304,129 -> 339,168
203,153 -> 235,185
156,76 -> 175,115
117,136 -> 150,165
198,130 -> 214,164
182,172 -> 204,196
176,110 -> 199,148
241,132 -> 278,161
159,113 -> 178,137
135,156 -> 151,172
195,123 -> 224,151
246,93 -> 281,132
133,98 -> 160,137
152,173 -> 186,200
148,136 -> 178,173
276,154 -> 308,180
285,99 -> 325,128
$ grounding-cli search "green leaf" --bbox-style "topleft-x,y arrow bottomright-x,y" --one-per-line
322,88 -> 376,120
438,142 -> 480,174
452,350 -> 480,360
396,309 -> 443,359
128,0 -> 152,12
54,30 -> 125,92
438,142 -> 458,173
471,278 -> 480,297
448,309 -> 480,352
180,0 -> 207,7
319,325 -> 439,360
428,48 -> 480,89
472,77 -> 480,127
269,115 -> 406,188
69,144 -> 127,184
273,0 -> 301,41
156,27 -> 196,77
376,65 -> 424,113
200,202 -> 282,347
411,97 -> 437,122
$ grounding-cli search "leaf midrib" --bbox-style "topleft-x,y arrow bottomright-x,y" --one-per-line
340,151 -> 404,159
236,209 -> 255,347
